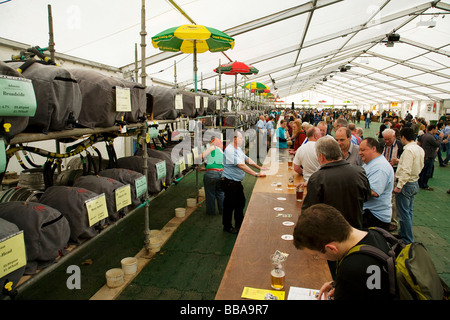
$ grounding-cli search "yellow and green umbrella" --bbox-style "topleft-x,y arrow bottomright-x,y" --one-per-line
243,81 -> 270,93
152,24 -> 235,92
262,92 -> 275,99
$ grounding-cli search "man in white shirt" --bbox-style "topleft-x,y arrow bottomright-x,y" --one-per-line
393,127 -> 424,244
293,127 -> 321,183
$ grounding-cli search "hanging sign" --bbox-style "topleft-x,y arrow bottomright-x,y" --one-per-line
115,87 -> 132,112
0,231 -> 26,278
156,161 -> 166,180
148,127 -> 159,139
179,157 -> 186,172
135,175 -> 147,198
115,184 -> 132,211
175,94 -> 183,110
0,75 -> 37,117
186,152 -> 193,167
0,139 -> 6,173
173,161 -> 180,177
85,193 -> 109,227
195,96 -> 201,109
192,147 -> 199,159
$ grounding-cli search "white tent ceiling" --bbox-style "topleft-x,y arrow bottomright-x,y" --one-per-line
1,0 -> 450,106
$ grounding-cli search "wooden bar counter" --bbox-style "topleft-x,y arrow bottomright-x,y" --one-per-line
215,148 -> 331,300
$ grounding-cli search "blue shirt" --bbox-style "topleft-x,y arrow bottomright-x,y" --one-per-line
256,119 -> 265,132
223,144 -> 248,181
363,155 -> 395,223
276,126 -> 287,148
265,121 -> 274,136
442,125 -> 450,138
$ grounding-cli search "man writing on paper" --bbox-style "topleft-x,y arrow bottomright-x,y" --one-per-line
293,204 -> 394,300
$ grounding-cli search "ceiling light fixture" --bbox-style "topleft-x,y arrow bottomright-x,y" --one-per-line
387,33 -> 400,42
382,33 -> 400,47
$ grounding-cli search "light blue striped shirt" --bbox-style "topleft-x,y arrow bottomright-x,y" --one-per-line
363,155 -> 395,223
223,144 -> 248,181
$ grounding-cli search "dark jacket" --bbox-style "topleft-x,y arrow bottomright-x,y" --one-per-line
302,160 -> 371,229
419,133 -> 441,158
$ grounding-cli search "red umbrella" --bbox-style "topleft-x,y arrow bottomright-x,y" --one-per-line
214,61 -> 259,110
214,61 -> 259,75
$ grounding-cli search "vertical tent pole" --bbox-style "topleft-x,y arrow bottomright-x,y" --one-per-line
134,43 -> 138,82
47,5 -> 55,62
140,0 -> 151,253
219,59 -> 222,131
193,40 -> 198,92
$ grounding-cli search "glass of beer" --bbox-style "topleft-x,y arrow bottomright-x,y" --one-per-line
270,263 -> 285,290
288,175 -> 295,189
296,186 -> 304,201
288,157 -> 293,169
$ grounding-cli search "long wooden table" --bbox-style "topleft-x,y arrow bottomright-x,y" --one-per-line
215,148 -> 331,300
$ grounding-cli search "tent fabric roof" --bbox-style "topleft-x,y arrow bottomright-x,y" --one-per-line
1,0 -> 450,105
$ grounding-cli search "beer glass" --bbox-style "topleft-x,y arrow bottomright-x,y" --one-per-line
288,175 -> 295,189
288,157 -> 293,169
270,261 -> 285,290
296,185 -> 304,201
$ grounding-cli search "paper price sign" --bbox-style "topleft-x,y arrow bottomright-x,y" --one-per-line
173,161 -> 180,176
135,175 -> 147,198
148,127 -> 159,139
156,161 -> 166,180
186,152 -> 193,167
0,75 -> 37,117
0,139 -> 6,173
195,95 -> 201,109
0,231 -> 27,279
175,94 -> 183,110
192,147 -> 199,159
115,87 -> 132,112
179,158 -> 186,172
115,184 -> 132,211
85,194 -> 109,227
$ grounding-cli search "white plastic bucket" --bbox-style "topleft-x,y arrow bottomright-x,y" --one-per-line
186,198 -> 196,207
121,257 -> 138,275
175,207 -> 186,218
150,238 -> 162,252
105,268 -> 124,288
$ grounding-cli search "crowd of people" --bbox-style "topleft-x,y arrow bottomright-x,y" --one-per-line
198,106 -> 449,299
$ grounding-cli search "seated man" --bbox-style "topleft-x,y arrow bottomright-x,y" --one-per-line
293,203 -> 394,300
